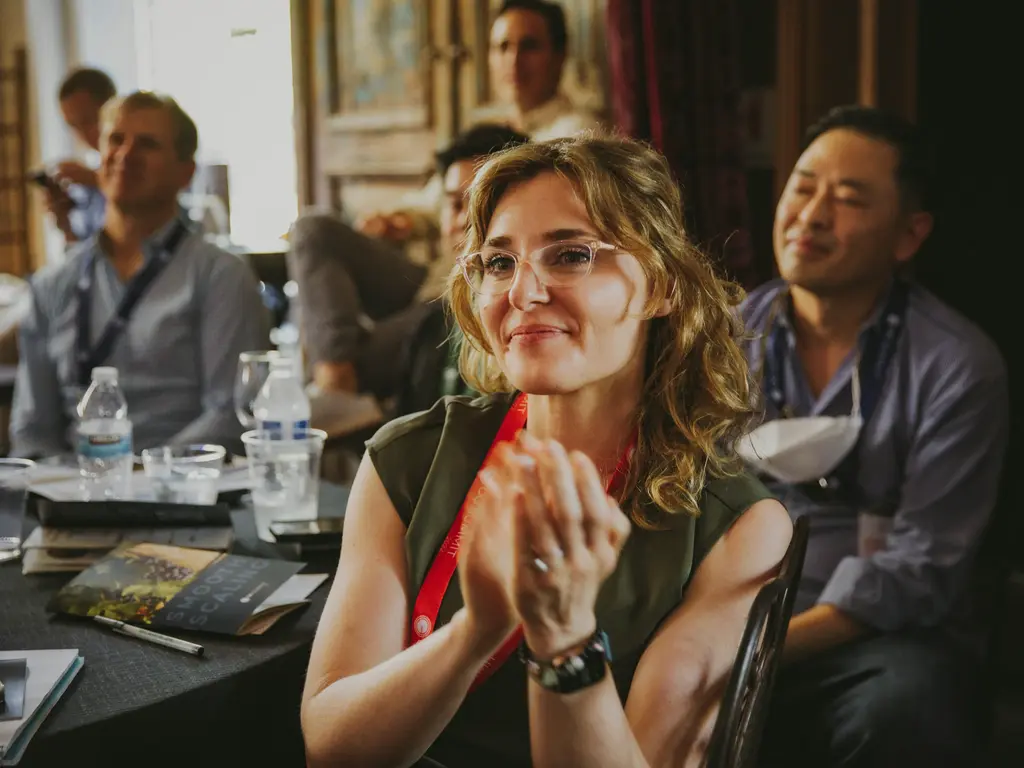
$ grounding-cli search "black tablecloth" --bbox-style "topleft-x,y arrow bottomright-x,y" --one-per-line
0,363 -> 16,407
0,483 -> 350,768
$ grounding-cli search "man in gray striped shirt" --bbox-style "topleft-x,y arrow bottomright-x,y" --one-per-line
743,106 -> 1008,767
10,92 -> 268,458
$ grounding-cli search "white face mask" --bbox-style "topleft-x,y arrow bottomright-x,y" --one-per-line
738,363 -> 863,484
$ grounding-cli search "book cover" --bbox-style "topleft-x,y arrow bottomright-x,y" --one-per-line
46,542 -> 319,636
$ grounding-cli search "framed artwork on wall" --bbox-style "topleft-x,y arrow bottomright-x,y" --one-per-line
329,0 -> 433,131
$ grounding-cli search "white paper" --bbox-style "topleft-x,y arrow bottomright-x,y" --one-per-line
252,573 -> 329,615
309,389 -> 384,436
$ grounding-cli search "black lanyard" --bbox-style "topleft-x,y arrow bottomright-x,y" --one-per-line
761,281 -> 910,495
75,219 -> 191,387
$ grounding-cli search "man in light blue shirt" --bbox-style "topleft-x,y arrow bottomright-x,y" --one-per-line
11,91 -> 268,457
743,106 -> 1008,767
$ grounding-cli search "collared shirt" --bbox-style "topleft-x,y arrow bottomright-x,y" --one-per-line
739,279 -> 1009,635
10,217 -> 270,458
471,91 -> 603,142
67,184 -> 106,243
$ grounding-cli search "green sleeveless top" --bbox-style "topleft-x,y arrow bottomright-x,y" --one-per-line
366,393 -> 772,768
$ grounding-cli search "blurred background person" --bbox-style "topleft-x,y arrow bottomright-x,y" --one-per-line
288,0 -> 602,399
35,67 -> 117,246
11,92 -> 268,458
288,125 -> 529,402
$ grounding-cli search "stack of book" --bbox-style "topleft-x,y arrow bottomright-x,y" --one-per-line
22,473 -> 240,575
20,525 -> 233,575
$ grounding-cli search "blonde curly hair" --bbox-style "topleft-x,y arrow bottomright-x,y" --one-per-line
446,133 -> 755,528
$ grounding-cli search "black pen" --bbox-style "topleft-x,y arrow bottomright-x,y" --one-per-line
93,615 -> 205,656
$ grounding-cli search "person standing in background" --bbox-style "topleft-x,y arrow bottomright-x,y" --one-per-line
37,68 -> 116,245
358,0 -> 602,244
482,0 -> 600,141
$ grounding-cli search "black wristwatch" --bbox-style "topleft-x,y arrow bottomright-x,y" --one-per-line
518,628 -> 612,694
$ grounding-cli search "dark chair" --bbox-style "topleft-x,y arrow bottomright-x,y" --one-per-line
394,301 -> 474,418
974,488 -> 1024,765
704,514 -> 810,768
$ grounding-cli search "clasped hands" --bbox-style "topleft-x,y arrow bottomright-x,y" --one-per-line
458,430 -> 632,660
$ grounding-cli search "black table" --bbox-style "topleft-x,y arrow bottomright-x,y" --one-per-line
0,363 -> 15,407
0,484 -> 350,768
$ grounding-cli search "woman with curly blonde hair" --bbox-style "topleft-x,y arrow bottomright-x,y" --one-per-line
302,134 -> 793,768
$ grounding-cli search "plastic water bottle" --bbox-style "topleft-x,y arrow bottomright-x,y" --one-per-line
76,366 -> 133,499
270,322 -> 303,379
253,354 -> 310,440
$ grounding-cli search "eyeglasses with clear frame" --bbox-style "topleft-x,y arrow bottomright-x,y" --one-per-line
459,240 -> 619,296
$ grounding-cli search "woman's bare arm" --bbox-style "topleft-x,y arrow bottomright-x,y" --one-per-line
301,454 -> 507,768
524,499 -> 792,768
626,499 -> 792,765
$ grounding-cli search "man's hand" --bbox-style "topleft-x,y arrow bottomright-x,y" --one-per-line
783,604 -> 869,665
356,211 -> 414,242
54,161 -> 98,188
41,186 -> 77,242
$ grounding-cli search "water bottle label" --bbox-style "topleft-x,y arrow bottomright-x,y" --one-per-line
259,419 -> 310,440
78,432 -> 133,459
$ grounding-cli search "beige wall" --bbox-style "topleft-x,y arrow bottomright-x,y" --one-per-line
0,0 -> 46,272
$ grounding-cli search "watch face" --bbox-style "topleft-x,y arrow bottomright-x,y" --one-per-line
522,629 -> 611,693
540,667 -> 560,688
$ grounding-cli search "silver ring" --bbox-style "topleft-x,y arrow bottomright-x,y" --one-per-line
530,545 -> 563,573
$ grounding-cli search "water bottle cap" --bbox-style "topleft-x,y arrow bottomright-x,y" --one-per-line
91,366 -> 118,381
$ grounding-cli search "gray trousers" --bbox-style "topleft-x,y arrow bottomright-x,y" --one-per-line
758,630 -> 984,767
287,213 -> 430,398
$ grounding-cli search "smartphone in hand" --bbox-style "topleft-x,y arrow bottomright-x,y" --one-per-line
28,170 -> 77,208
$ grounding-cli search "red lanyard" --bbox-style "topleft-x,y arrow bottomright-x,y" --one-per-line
408,393 -> 634,690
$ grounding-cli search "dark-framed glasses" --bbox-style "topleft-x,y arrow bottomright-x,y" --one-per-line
459,240 -> 617,296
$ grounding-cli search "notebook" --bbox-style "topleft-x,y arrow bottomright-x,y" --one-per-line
0,649 -> 83,766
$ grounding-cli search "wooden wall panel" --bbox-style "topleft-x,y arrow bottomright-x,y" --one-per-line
775,0 -> 917,197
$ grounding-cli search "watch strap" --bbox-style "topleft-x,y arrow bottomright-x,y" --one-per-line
518,628 -> 612,694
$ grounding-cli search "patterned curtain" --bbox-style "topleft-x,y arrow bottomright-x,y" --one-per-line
605,0 -> 760,289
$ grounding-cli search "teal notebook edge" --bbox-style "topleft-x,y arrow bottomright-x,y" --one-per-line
0,655 -> 84,766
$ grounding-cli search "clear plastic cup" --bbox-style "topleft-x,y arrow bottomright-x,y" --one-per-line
182,468 -> 221,506
241,429 -> 326,542
141,446 -> 175,501
0,458 -> 36,559
140,444 -> 226,503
